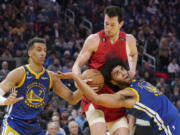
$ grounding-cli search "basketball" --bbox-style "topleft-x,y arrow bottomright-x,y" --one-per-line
81,69 -> 104,89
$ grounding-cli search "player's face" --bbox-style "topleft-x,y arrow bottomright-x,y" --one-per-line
104,15 -> 122,38
29,43 -> 47,65
111,65 -> 131,86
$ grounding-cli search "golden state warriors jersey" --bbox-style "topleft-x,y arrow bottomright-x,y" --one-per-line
127,80 -> 179,134
6,65 -> 52,120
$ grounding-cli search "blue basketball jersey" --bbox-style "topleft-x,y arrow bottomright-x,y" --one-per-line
6,65 -> 52,120
127,80 -> 180,135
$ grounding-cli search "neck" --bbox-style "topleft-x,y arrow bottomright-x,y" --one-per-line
109,32 -> 119,44
28,62 -> 43,74
117,82 -> 131,89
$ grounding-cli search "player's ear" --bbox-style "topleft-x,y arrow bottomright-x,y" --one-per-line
119,21 -> 124,28
111,80 -> 118,85
28,50 -> 32,57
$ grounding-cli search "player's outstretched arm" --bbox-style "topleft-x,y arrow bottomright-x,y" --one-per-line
58,72 -> 136,108
0,67 -> 25,106
50,71 -> 83,104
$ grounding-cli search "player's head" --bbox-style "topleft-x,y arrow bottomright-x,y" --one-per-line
27,37 -> 47,65
102,58 -> 131,88
104,5 -> 124,38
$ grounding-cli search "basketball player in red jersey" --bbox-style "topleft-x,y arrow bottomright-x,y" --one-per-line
72,5 -> 138,135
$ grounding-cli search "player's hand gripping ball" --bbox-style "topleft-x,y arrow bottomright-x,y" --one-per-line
81,69 -> 104,92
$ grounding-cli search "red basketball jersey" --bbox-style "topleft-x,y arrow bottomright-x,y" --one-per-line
82,30 -> 128,122
88,30 -> 128,69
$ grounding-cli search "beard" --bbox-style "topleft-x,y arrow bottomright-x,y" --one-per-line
116,80 -> 131,89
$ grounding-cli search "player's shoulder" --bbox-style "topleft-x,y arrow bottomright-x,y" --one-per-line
83,33 -> 100,50
126,34 -> 136,42
126,34 -> 137,47
46,70 -> 53,77
6,66 -> 25,81
86,33 -> 100,42
12,66 -> 25,75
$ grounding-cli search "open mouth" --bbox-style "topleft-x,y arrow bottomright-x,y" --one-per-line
124,76 -> 130,81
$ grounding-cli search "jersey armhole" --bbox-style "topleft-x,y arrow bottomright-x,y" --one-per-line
125,87 -> 140,103
15,66 -> 26,88
47,71 -> 52,89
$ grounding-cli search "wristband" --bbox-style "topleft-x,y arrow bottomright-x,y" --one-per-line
0,88 -> 6,105
0,95 -> 6,105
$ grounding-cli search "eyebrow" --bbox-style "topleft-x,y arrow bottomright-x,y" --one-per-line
37,46 -> 46,49
113,68 -> 119,76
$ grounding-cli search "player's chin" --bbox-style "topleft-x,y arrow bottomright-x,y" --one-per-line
105,31 -> 113,37
124,78 -> 131,84
38,61 -> 44,65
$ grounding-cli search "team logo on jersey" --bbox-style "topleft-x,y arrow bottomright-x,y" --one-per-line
138,81 -> 162,96
41,76 -> 48,80
25,82 -> 46,108
27,76 -> 33,79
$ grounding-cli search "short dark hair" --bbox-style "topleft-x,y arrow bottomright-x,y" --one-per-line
101,58 -> 128,85
104,5 -> 124,22
27,37 -> 46,50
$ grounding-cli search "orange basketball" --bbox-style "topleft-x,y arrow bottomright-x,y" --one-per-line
81,69 -> 104,89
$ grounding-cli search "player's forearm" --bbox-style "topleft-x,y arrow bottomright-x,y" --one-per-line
69,89 -> 83,104
128,53 -> 138,73
72,63 -> 81,75
72,75 -> 119,108
72,75 -> 99,103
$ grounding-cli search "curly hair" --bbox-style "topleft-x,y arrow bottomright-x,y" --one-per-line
101,57 -> 128,85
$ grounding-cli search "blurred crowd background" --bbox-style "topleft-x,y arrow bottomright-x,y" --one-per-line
0,0 -> 179,135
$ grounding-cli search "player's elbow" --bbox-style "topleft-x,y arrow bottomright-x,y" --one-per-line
93,97 -> 103,106
68,99 -> 80,105
67,99 -> 74,105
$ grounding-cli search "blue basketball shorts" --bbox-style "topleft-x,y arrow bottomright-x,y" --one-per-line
1,116 -> 45,135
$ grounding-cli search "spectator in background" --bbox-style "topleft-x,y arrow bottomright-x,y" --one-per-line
82,121 -> 90,135
68,120 -> 81,135
48,58 -> 62,72
51,114 -> 66,135
170,85 -> 180,103
45,53 -> 57,68
171,74 -> 180,87
146,32 -> 159,56
1,49 -> 12,59
62,60 -> 74,73
60,108 -> 70,134
0,61 -> 9,81
158,36 -> 170,72
156,78 -> 168,88
75,109 -> 86,132
176,99 -> 180,114
61,50 -> 71,66
46,121 -> 64,135
168,58 -> 180,75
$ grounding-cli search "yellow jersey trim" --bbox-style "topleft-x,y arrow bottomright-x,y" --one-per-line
47,71 -> 52,89
125,87 -> 140,102
26,65 -> 45,79
3,124 -> 20,135
132,79 -> 136,82
15,67 -> 26,88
